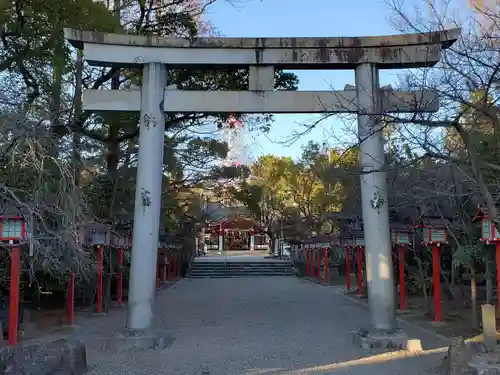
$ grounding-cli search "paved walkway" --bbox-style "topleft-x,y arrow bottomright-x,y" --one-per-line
85,277 -> 448,374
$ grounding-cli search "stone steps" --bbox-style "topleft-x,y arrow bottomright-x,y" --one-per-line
189,261 -> 294,278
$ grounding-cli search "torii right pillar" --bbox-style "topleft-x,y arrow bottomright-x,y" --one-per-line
355,63 -> 397,331
352,31 -> 459,349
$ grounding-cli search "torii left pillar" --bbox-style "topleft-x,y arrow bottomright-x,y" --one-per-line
127,63 -> 167,331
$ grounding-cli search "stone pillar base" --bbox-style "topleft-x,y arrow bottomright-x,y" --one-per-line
1,337 -> 87,375
351,328 -> 412,350
100,328 -> 174,352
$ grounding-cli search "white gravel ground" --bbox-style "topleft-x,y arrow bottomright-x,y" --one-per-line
79,277 -> 448,375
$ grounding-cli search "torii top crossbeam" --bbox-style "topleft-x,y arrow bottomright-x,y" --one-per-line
64,28 -> 459,69
63,28 -> 459,115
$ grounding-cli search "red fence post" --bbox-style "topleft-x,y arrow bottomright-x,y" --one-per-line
173,253 -> 178,278
356,246 -> 363,297
399,246 -> 406,311
8,247 -> 20,346
304,248 -> 309,276
117,248 -> 123,305
345,247 -> 351,293
67,272 -> 75,326
309,248 -> 314,278
167,253 -> 172,280
323,247 -> 329,284
316,249 -> 321,281
161,253 -> 167,283
308,248 -> 313,277
432,245 -> 441,322
156,251 -> 160,289
177,252 -> 182,278
96,245 -> 103,313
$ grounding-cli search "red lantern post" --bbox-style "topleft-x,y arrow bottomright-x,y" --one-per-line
356,246 -> 363,297
472,207 -> 500,312
67,272 -> 75,326
323,247 -> 329,284
390,222 -> 412,312
432,245 -> 441,322
8,247 -> 21,346
418,216 -> 450,323
117,248 -> 123,305
345,246 -> 351,292
96,245 -> 103,313
398,246 -> 407,311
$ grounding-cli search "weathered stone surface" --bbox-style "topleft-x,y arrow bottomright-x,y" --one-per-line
352,327 -> 409,350
440,337 -> 488,375
100,328 -> 174,352
468,352 -> 500,375
0,337 -> 87,375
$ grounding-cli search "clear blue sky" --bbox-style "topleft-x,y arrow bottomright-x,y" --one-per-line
204,0 -> 416,160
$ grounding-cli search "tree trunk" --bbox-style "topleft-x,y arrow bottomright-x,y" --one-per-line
470,265 -> 478,329
411,246 -> 432,315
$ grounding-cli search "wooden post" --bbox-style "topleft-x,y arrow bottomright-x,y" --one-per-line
357,246 -> 363,297
96,245 -> 103,314
432,245 -> 441,322
117,248 -> 123,305
399,246 -> 406,311
8,247 -> 20,346
345,247 -> 351,292
67,272 -> 75,326
323,247 -> 329,284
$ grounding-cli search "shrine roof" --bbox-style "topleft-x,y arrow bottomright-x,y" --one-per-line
204,202 -> 251,223
417,215 -> 452,227
389,222 -> 414,231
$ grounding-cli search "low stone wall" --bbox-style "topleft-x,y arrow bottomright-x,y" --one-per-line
0,337 -> 87,375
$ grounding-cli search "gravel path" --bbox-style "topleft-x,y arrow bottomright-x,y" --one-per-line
83,277 -> 448,375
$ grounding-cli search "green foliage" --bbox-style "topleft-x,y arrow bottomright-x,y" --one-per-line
454,243 -> 484,266
230,142 -> 359,235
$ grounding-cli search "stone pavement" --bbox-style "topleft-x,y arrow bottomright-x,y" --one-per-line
82,277 -> 449,375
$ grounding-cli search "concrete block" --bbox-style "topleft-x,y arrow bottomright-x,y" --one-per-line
351,327 -> 409,350
100,328 -> 174,352
482,304 -> 497,352
0,337 -> 87,375
407,339 -> 423,353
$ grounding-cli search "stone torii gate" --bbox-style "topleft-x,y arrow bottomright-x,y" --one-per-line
65,28 -> 458,345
